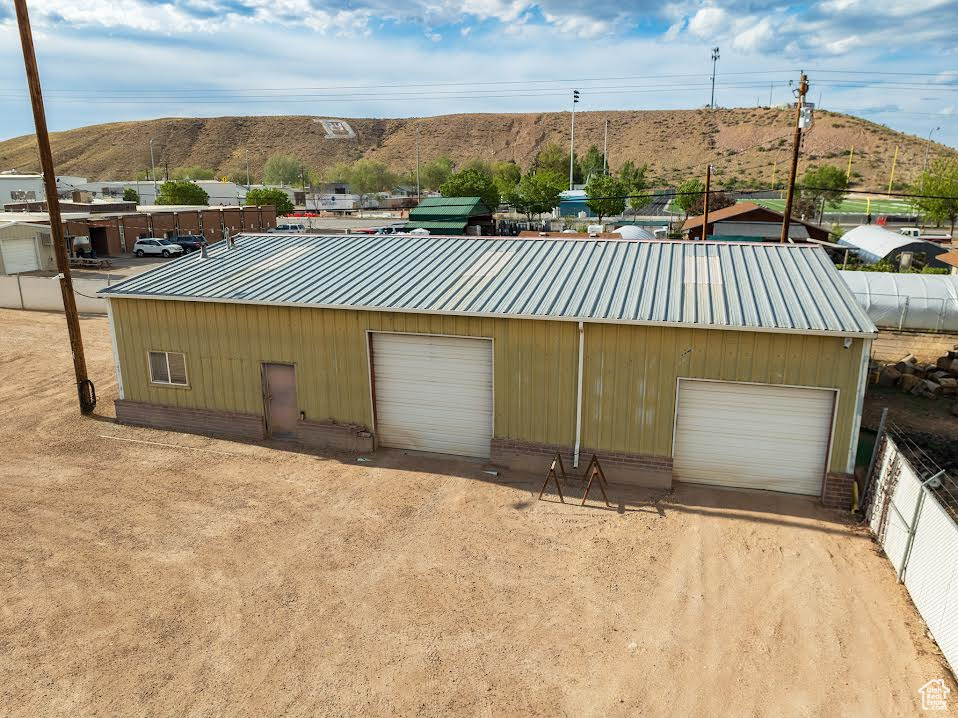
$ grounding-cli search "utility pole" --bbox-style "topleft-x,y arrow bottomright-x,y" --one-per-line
709,47 -> 720,109
702,164 -> 712,241
780,71 -> 808,244
846,145 -> 854,181
14,0 -> 95,414
245,149 -> 251,187
768,83 -> 773,107
887,144 -> 899,193
149,138 -> 157,197
569,89 -> 580,189
415,123 -> 421,202
603,117 -> 608,175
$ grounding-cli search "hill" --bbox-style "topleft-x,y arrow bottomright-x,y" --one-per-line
1,109 -> 954,190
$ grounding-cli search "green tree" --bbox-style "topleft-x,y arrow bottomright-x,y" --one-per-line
674,178 -> 705,219
323,161 -> 354,185
263,154 -> 303,185
440,168 -> 500,210
122,187 -> 140,203
911,158 -> 958,235
347,160 -> 398,207
801,164 -> 848,220
688,191 -> 736,216
459,158 -> 493,180
580,144 -> 606,180
245,187 -> 294,215
584,173 -> 627,223
171,165 -> 215,180
420,155 -> 455,191
492,160 -> 521,197
620,160 -> 650,213
534,142 -> 582,185
155,180 -> 209,206
505,170 -> 565,222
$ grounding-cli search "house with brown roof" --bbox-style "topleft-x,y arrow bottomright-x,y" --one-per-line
681,201 -> 830,242
937,249 -> 958,275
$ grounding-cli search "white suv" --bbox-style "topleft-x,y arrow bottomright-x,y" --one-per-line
133,238 -> 185,258
267,223 -> 307,234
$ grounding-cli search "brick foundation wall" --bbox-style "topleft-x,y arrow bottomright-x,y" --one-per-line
296,419 -> 374,453
490,438 -> 673,489
822,472 -> 856,510
115,399 -> 265,441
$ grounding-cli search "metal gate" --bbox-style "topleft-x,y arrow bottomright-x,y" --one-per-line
864,425 -> 958,676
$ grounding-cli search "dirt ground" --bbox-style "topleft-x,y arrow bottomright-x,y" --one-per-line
1,308 -> 955,717
864,385 -> 958,471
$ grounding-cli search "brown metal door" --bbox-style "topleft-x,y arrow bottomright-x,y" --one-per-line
263,363 -> 298,439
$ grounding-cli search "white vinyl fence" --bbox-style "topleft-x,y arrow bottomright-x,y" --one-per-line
0,274 -> 108,314
866,427 -> 958,676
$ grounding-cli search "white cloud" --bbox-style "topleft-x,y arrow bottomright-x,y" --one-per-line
687,7 -> 727,38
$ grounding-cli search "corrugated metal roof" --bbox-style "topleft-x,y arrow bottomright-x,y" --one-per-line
408,196 -> 490,219
100,234 -> 876,336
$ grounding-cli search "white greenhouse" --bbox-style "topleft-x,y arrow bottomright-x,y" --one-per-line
840,271 -> 958,332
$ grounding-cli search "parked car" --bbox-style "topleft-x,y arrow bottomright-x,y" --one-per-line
373,222 -> 412,235
267,223 -> 307,234
168,234 -> 206,252
133,238 -> 185,258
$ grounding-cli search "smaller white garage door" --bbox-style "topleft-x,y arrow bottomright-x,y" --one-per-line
1,238 -> 39,274
673,380 -> 835,496
372,333 -> 493,458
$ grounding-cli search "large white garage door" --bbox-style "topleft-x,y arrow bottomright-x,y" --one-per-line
673,380 -> 835,496
372,333 -> 493,458
1,238 -> 39,274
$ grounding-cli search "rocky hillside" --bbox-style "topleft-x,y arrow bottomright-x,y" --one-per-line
1,108 -> 954,190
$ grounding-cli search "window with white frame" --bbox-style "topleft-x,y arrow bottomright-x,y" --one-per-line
148,351 -> 188,385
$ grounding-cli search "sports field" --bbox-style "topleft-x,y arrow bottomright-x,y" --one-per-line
741,197 -> 915,216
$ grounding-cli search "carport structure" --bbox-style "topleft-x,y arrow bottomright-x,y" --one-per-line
101,235 -> 876,507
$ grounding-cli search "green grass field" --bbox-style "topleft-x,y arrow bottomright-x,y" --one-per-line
741,197 -> 915,216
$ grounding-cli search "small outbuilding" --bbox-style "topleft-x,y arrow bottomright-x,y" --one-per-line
682,202 -> 829,242
0,221 -> 55,274
405,196 -> 494,236
101,234 -> 876,507
838,225 -> 950,269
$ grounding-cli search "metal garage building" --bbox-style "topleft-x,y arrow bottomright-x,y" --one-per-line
101,234 -> 876,507
0,221 -> 54,274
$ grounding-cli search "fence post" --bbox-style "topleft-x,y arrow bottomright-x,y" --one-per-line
16,274 -> 24,310
898,469 -> 946,583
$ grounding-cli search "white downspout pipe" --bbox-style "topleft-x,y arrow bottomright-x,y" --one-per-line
106,298 -> 124,400
846,337 -> 872,474
573,321 -> 584,468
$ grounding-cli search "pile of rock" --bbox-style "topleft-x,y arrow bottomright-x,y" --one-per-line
876,349 -> 958,414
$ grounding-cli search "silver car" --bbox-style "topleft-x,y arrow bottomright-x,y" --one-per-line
133,238 -> 185,258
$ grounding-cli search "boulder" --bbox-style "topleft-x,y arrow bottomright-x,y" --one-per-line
940,377 -> 958,395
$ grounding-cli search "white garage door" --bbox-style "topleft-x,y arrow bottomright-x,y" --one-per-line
372,333 -> 493,458
673,380 -> 835,496
1,238 -> 39,274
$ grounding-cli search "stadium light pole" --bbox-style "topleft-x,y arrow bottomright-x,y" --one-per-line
149,138 -> 157,198
709,47 -> 720,109
569,89 -> 579,190
922,126 -> 940,171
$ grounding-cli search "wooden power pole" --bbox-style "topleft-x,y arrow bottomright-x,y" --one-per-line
702,164 -> 712,241
780,72 -> 808,244
14,0 -> 96,414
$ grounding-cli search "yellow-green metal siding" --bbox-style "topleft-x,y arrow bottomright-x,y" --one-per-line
581,324 -> 862,472
111,298 -> 577,446
111,298 -> 861,472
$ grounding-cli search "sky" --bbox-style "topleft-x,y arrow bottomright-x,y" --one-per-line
0,0 -> 957,150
